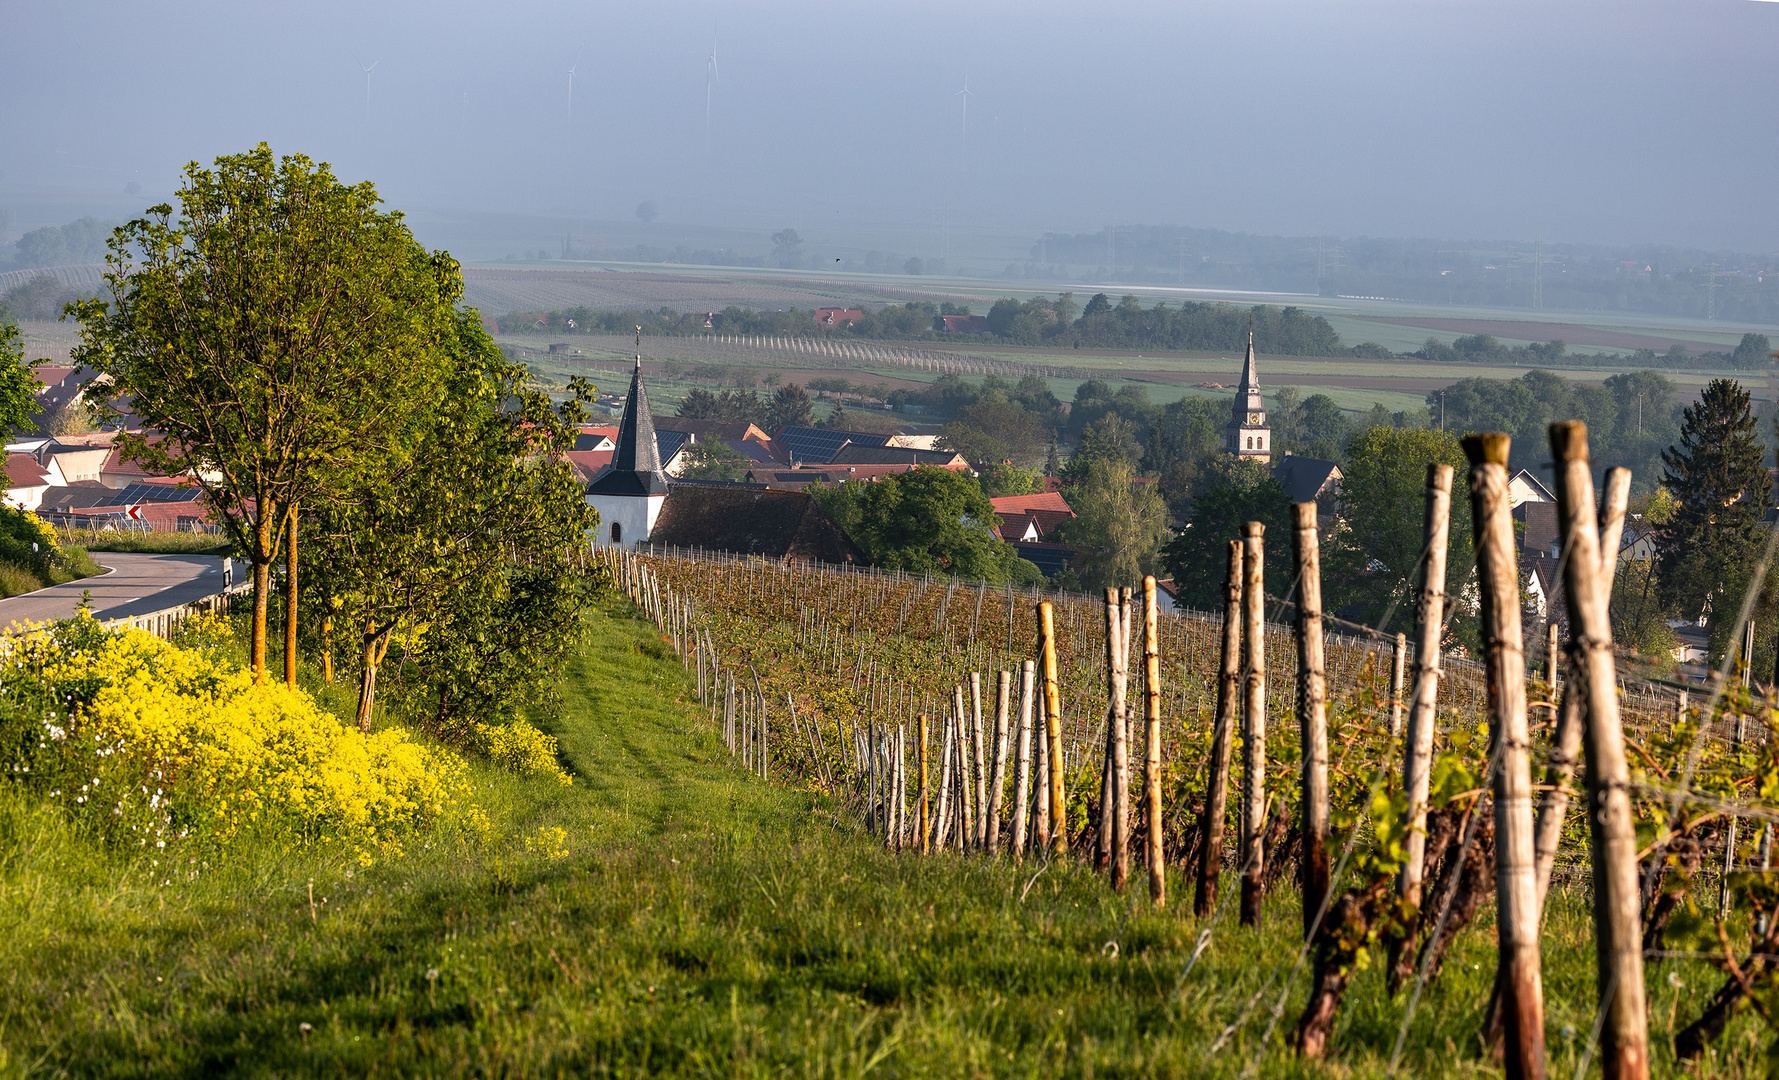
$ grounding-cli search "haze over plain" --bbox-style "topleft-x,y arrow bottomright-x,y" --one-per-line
1,0 -> 1775,258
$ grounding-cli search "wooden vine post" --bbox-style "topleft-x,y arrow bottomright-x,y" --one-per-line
1390,632 -> 1407,737
1098,588 -> 1121,875
1532,466 -> 1629,910
1398,463 -> 1453,911
918,713 -> 930,855
1292,501 -> 1330,939
987,670 -> 1011,855
1142,575 -> 1165,907
1549,419 -> 1648,1080
1196,540 -> 1244,917
1038,601 -> 1067,856
1240,520 -> 1268,928
1012,660 -> 1036,859
1115,587 -> 1133,891
1462,432 -> 1546,1080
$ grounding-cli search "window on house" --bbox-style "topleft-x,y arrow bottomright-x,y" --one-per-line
611,521 -> 622,543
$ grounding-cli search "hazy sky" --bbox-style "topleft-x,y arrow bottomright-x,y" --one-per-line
2,0 -> 1775,252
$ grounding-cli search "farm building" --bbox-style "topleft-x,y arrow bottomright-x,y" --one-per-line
647,485 -> 863,565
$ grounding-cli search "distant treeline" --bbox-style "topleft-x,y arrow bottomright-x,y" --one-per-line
1023,223 -> 1779,323
499,295 -> 1378,358
1,216 -> 118,272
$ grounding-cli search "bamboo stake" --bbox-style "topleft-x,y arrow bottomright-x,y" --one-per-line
1197,540 -> 1244,918
1533,466 -> 1629,909
1549,419 -> 1648,1080
1292,502 -> 1330,941
1240,521 -> 1268,928
1013,660 -> 1036,858
1399,463 -> 1454,911
988,670 -> 1011,855
1463,433 -> 1545,1080
1142,575 -> 1164,907
1039,601 -> 1067,856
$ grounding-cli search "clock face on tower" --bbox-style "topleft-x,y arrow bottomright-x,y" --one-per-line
1247,412 -> 1264,425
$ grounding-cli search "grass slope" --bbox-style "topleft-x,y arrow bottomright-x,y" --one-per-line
0,600 -> 1757,1076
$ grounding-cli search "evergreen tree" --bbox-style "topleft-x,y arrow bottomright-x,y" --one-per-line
1043,439 -> 1062,478
1658,378 -> 1768,634
765,382 -> 813,433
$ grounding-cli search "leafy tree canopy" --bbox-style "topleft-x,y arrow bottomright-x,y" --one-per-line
814,466 -> 1041,584
1160,456 -> 1292,610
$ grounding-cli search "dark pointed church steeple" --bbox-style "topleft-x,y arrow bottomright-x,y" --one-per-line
587,329 -> 670,496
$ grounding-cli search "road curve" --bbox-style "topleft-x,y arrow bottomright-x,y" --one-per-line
0,552 -> 230,630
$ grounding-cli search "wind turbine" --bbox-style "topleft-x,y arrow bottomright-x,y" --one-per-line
956,75 -> 971,159
353,54 -> 382,122
567,46 -> 582,127
704,30 -> 719,152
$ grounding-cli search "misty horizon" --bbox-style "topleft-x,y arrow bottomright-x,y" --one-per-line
3,1 -> 1777,256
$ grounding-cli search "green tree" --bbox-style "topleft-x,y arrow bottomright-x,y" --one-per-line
1141,395 -> 1224,475
814,466 -> 1041,583
71,145 -> 462,680
1732,333 -> 1772,371
1658,379 -> 1767,630
980,461 -> 1040,498
766,382 -> 813,433
678,439 -> 749,481
1072,413 -> 1142,469
1160,456 -> 1292,610
1324,426 -> 1473,641
771,229 -> 804,268
1052,458 -> 1170,591
304,329 -> 594,730
0,324 -> 43,441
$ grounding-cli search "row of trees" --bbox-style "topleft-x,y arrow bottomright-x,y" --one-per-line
66,145 -> 595,740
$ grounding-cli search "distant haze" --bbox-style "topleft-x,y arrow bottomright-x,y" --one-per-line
2,0 -> 1775,253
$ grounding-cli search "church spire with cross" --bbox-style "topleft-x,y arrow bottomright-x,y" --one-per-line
1225,328 -> 1271,459
586,326 -> 671,546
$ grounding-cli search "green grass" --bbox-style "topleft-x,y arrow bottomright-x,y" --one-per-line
0,598 -> 1763,1076
54,527 -> 229,555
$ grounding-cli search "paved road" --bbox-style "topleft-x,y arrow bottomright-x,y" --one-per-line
0,552 -> 230,629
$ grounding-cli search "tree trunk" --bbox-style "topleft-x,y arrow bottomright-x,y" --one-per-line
1197,539 -> 1244,918
1463,432 -> 1545,1080
355,630 -> 384,732
1295,881 -> 1393,1058
1240,521 -> 1268,928
1292,502 -> 1330,941
284,502 -> 299,688
1550,420 -> 1649,1080
250,513 -> 275,682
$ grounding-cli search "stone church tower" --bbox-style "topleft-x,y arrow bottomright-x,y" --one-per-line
1225,332 -> 1271,459
586,342 -> 670,548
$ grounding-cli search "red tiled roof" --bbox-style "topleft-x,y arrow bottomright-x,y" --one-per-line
5,454 -> 50,488
990,491 -> 1072,515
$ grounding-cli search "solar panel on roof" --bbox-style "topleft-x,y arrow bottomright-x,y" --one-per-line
109,484 -> 202,506
776,426 -> 890,465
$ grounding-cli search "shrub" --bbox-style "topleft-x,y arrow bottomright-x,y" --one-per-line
0,616 -> 483,862
474,721 -> 572,785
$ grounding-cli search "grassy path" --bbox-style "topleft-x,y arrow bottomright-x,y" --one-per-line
0,600 -> 1747,1076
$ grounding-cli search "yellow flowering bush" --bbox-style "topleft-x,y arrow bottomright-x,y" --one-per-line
1,616 -> 481,860
473,720 -> 573,785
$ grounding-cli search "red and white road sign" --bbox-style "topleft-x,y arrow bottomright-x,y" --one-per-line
125,504 -> 143,521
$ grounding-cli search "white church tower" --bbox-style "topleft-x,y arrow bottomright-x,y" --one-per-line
1225,331 -> 1271,459
586,335 -> 669,547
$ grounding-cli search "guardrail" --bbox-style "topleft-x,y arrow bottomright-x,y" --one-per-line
100,581 -> 253,640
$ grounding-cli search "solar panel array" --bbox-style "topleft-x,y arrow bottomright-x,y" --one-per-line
109,483 -> 202,505
775,426 -> 890,465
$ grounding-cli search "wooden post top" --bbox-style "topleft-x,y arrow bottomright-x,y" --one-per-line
1243,521 -> 1266,538
1461,432 -> 1511,467
1292,501 -> 1318,528
1549,420 -> 1590,462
